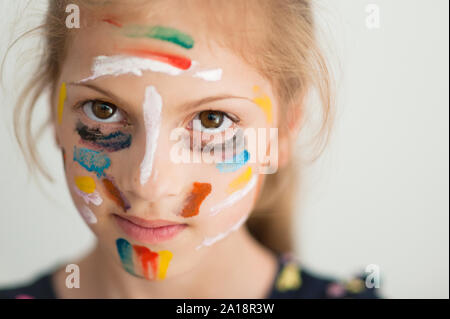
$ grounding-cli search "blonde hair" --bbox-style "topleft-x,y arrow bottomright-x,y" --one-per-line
7,0 -> 335,254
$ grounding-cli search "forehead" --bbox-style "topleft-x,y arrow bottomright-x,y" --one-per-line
61,1 -> 271,99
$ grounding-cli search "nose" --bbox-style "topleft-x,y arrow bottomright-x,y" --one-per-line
123,126 -> 186,203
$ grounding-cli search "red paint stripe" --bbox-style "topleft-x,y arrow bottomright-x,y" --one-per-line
133,245 -> 159,279
119,48 -> 192,70
102,18 -> 122,28
181,182 -> 212,218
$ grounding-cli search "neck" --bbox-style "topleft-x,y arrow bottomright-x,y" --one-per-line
53,226 -> 278,298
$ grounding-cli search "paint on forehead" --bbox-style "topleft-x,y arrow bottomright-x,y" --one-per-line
216,150 -> 250,173
118,48 -> 192,70
73,186 -> 103,206
102,18 -> 122,28
79,205 -> 98,224
76,122 -> 132,152
116,238 -> 135,276
123,25 -> 194,49
181,182 -> 212,218
79,55 -> 189,82
193,68 -> 223,82
57,82 -> 66,124
140,86 -> 162,185
227,166 -> 252,193
253,85 -> 273,124
210,174 -> 257,216
196,213 -> 249,250
73,146 -> 111,177
102,175 -> 131,212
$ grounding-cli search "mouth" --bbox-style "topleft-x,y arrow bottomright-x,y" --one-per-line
113,214 -> 188,244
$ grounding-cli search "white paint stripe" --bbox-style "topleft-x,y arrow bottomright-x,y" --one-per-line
73,186 -> 103,206
80,206 -> 98,224
79,55 -> 189,82
196,214 -> 249,250
140,86 -> 162,185
193,68 -> 222,82
210,174 -> 257,216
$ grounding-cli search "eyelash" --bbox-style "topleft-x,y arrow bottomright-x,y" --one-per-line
75,99 -> 241,151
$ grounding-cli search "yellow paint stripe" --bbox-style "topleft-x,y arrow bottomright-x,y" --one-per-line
227,166 -> 252,193
157,250 -> 173,280
75,176 -> 96,194
57,82 -> 67,124
253,85 -> 273,124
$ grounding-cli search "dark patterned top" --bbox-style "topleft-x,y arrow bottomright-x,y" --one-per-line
0,253 -> 380,299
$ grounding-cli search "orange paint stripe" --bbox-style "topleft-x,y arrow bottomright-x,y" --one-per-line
181,182 -> 212,218
102,18 -> 122,28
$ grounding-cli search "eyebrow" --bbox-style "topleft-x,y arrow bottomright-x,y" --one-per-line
68,82 -> 253,113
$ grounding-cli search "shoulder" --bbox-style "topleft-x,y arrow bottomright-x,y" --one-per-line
268,253 -> 381,299
0,273 -> 56,299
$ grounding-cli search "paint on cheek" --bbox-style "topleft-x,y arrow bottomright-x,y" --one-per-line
102,176 -> 131,212
210,174 -> 258,216
253,86 -> 273,124
73,146 -> 111,177
75,176 -> 96,194
76,122 -> 132,152
123,25 -> 194,49
57,82 -> 66,124
62,148 -> 66,171
73,186 -> 103,206
133,245 -> 159,280
140,86 -> 162,185
227,166 -> 253,193
181,182 -> 212,218
116,238 -> 135,276
79,205 -> 97,224
196,214 -> 249,250
216,150 -> 250,173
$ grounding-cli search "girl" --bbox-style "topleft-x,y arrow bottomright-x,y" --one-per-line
1,0 -> 378,299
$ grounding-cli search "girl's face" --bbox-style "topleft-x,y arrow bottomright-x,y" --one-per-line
55,3 -> 279,281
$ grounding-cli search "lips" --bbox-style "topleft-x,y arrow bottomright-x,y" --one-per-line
113,214 -> 187,244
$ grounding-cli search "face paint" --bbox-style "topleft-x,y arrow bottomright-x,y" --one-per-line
123,25 -> 194,49
116,238 -> 135,276
196,214 -> 249,250
73,146 -> 111,178
216,149 -> 250,173
73,186 -> 103,206
181,182 -> 212,218
116,238 -> 173,280
62,148 -> 66,171
102,176 -> 131,212
76,122 -> 132,152
102,18 -> 122,28
193,68 -> 223,82
210,174 -> 258,216
253,86 -> 273,124
227,166 -> 252,193
80,55 -> 191,82
118,48 -> 192,70
75,176 -> 96,194
140,86 -> 162,185
79,205 -> 98,224
57,82 -> 66,124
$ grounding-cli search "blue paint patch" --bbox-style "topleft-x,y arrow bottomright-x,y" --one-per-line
73,146 -> 111,177
116,238 -> 135,275
216,150 -> 250,173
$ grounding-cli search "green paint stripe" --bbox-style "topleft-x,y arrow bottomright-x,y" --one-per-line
124,25 -> 194,49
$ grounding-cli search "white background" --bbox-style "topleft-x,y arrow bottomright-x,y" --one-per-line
0,0 -> 448,298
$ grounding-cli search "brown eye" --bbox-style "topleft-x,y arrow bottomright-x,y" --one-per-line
92,101 -> 116,119
199,111 -> 224,129
83,100 -> 124,123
